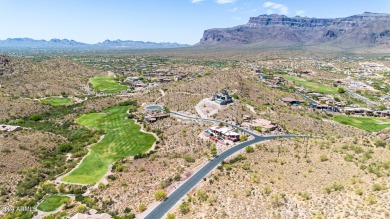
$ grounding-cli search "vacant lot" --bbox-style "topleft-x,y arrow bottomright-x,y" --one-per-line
283,75 -> 338,94
62,106 -> 156,184
333,115 -> 390,132
37,195 -> 70,212
89,76 -> 127,94
40,97 -> 75,106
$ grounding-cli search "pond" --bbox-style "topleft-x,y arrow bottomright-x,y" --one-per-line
146,105 -> 163,111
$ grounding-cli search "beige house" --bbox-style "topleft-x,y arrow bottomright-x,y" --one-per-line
0,125 -> 22,132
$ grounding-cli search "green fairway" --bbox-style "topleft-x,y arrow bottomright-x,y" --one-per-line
333,115 -> 390,132
89,76 -> 127,94
282,75 -> 338,94
62,106 -> 156,184
37,195 -> 70,212
40,97 -> 74,106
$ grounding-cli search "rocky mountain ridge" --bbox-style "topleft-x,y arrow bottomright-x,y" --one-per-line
198,12 -> 390,50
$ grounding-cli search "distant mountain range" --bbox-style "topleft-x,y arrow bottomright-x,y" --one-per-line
0,38 -> 190,50
198,12 -> 390,51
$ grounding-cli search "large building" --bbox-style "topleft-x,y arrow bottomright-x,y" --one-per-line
209,126 -> 240,142
212,90 -> 233,105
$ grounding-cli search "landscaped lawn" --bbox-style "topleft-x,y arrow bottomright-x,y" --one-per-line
89,76 -> 127,94
62,106 -> 156,184
37,195 -> 70,212
40,97 -> 74,106
282,75 -> 338,94
333,115 -> 390,132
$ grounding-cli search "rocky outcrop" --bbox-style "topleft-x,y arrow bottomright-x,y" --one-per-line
0,55 -> 11,76
198,12 -> 390,49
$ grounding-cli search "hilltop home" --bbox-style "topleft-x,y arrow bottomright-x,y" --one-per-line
373,110 -> 390,118
280,97 -> 304,106
0,125 -> 22,132
174,74 -> 188,81
145,113 -> 170,123
343,107 -> 374,116
212,90 -> 233,105
209,126 -> 240,142
308,103 -> 340,112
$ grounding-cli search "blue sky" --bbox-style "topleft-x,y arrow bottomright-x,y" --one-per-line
0,0 -> 389,45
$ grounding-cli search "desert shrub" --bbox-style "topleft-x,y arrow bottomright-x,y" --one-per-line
242,163 -> 250,170
30,114 -> 43,121
337,87 -> 345,93
184,155 -> 195,163
179,201 -> 190,214
271,193 -> 286,207
372,183 -> 387,191
319,154 -> 328,162
160,178 -> 173,189
355,188 -> 364,196
173,173 -> 181,181
240,135 -> 248,142
375,139 -> 386,148
246,146 -> 254,153
76,204 -> 87,213
344,154 -> 354,162
229,154 -> 246,164
138,203 -> 147,212
366,195 -> 377,205
41,182 -> 58,194
297,191 -> 311,200
196,190 -> 208,202
324,182 -> 344,194
263,186 -> 272,195
154,190 -> 167,201
57,143 -> 73,153
166,214 -> 176,219
107,175 -> 117,181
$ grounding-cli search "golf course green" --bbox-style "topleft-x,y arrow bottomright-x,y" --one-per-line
37,195 -> 70,212
282,75 -> 338,94
334,115 -> 390,132
62,106 -> 156,184
89,76 -> 127,94
40,97 -> 74,106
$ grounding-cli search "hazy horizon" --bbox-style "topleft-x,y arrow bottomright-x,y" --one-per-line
1,0 -> 390,44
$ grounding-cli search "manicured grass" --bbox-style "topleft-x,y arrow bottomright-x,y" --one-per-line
89,76 -> 127,94
40,97 -> 74,106
62,106 -> 156,184
282,75 -> 338,94
37,195 -> 70,212
333,115 -> 390,132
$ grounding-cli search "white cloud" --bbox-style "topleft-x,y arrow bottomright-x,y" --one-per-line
230,7 -> 238,12
263,1 -> 289,15
191,0 -> 204,3
296,10 -> 305,16
216,0 -> 237,4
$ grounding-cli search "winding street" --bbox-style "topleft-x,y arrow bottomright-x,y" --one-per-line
144,112 -> 307,219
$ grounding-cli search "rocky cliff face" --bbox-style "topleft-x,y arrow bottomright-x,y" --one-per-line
198,12 -> 390,49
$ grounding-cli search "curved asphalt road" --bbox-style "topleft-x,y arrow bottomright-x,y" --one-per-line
144,112 -> 306,219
